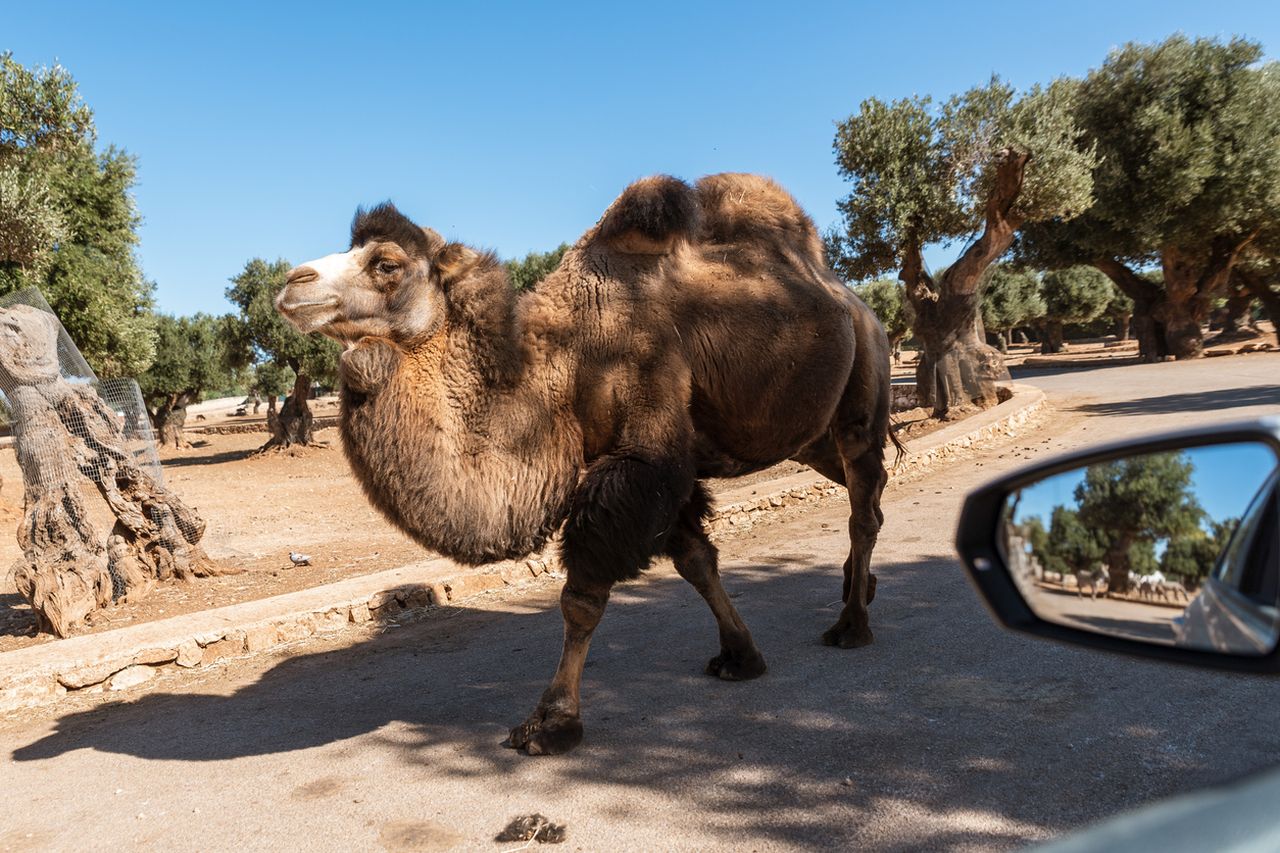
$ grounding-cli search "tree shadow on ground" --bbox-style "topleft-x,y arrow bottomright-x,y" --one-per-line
0,592 -> 35,638
11,556 -> 1280,850
1073,386 -> 1280,418
159,447 -> 259,468
1009,361 -> 1142,381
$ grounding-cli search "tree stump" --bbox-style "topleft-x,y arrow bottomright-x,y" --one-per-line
0,305 -> 233,636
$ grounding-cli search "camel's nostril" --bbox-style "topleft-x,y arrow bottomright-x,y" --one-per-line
286,266 -> 319,286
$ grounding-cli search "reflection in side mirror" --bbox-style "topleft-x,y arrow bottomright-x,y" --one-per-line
999,442 -> 1280,656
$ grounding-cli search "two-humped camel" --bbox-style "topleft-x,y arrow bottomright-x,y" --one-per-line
276,173 -> 895,755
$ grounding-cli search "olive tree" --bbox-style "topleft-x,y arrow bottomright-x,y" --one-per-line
227,258 -> 339,451
853,277 -> 914,356
1021,36 -> 1280,360
0,53 -> 156,376
506,244 -> 569,291
139,313 -> 249,448
1037,265 -> 1112,352
980,266 -> 1043,352
830,76 -> 1095,416
1075,452 -> 1204,592
1232,226 -> 1280,346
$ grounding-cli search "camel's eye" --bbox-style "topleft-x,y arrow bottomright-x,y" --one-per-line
376,260 -> 400,275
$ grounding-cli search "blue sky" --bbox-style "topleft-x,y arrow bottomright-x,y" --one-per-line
1012,443 -> 1279,537
7,1 -> 1280,316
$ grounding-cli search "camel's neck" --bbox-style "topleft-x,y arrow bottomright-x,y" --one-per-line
338,294 -> 581,566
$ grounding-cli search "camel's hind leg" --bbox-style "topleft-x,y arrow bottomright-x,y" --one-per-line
820,435 -> 888,649
667,485 -> 766,681
792,435 -> 878,608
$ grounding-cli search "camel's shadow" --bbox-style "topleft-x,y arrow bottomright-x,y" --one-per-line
11,556 -> 1280,849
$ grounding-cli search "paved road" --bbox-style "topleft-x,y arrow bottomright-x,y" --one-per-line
2,354 -> 1279,852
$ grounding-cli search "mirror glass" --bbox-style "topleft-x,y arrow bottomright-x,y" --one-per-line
1000,442 -> 1280,655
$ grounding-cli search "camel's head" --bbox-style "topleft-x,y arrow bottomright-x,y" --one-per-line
277,203 -> 477,348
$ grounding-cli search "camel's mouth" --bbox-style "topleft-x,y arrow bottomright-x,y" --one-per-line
277,298 -> 340,332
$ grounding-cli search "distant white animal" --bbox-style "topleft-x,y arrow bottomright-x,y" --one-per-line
1074,567 -> 1108,599
289,552 -> 312,567
1132,570 -> 1182,601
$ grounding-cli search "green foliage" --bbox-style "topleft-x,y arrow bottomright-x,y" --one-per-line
1022,36 -> 1280,270
1075,452 -> 1205,556
138,313 -> 249,409
226,258 -> 339,382
1022,515 -> 1048,556
0,53 -> 155,377
981,265 -> 1044,335
830,75 -> 1096,281
1040,265 -> 1112,325
249,360 -> 294,398
1104,281 -> 1135,321
853,278 -> 913,343
505,244 -> 568,291
1036,506 -> 1105,576
1160,519 -> 1238,585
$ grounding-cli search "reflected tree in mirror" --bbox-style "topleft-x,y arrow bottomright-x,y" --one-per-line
1074,453 -> 1204,594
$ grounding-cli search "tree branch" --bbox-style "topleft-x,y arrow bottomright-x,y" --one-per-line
1092,257 -> 1160,302
947,148 -> 1031,294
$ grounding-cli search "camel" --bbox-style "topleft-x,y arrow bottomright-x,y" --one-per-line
276,173 -> 896,755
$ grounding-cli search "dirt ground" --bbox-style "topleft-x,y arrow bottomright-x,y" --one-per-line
0,394 -> 976,651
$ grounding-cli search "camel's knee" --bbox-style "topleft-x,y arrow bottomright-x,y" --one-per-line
559,582 -> 609,634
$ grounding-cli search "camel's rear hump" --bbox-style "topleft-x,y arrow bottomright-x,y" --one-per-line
695,173 -> 825,260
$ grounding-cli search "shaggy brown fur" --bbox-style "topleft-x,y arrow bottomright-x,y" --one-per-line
277,173 -> 894,756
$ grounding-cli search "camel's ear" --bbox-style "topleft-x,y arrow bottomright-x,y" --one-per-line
433,243 -> 483,285
420,227 -> 446,254
596,175 -> 700,255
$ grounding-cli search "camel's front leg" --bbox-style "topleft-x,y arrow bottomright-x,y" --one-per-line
505,579 -> 611,755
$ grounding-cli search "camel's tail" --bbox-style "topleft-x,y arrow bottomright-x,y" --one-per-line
888,423 -> 908,469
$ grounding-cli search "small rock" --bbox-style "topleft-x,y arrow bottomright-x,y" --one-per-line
108,665 -> 156,691
841,777 -> 854,787
175,639 -> 202,668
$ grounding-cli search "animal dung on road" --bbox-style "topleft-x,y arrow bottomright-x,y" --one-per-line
495,814 -> 567,845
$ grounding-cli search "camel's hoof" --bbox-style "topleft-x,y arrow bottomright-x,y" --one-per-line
822,625 -> 874,649
504,710 -> 584,756
705,648 -> 767,681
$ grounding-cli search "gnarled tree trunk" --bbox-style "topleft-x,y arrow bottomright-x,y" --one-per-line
0,305 -> 232,636
1112,312 -> 1132,341
902,149 -> 1026,418
152,389 -> 197,448
1096,235 -> 1259,362
258,369 -> 316,452
1235,267 -> 1279,347
1039,320 -> 1065,354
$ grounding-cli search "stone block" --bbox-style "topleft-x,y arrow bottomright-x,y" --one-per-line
175,639 -> 202,668
108,665 -> 155,691
443,572 -> 507,602
133,647 -> 178,666
201,633 -> 246,665
58,664 -> 118,690
275,615 -> 318,644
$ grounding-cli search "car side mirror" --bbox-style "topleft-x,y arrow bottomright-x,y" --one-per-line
956,419 -> 1280,673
